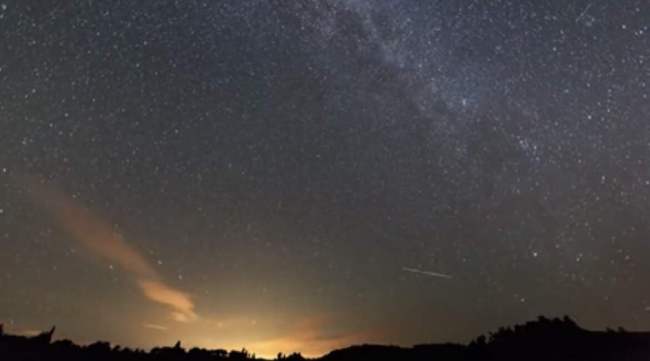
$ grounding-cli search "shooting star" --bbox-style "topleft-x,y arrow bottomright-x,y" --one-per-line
402,267 -> 453,279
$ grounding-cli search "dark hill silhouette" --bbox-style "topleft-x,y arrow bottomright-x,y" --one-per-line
2,316 -> 650,360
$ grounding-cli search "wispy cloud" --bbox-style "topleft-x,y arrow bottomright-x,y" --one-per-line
143,323 -> 168,332
139,280 -> 197,322
18,175 -> 198,323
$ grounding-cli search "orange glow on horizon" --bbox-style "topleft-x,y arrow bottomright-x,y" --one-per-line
15,175 -> 381,357
174,314 -> 381,359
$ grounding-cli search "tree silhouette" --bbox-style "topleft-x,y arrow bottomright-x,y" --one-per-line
1,316 -> 650,360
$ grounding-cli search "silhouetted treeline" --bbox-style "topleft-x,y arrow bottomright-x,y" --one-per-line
2,316 -> 650,361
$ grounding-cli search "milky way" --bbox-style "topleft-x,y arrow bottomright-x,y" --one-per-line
0,0 -> 649,357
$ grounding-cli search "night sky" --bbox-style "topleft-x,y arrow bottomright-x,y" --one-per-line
1,0 -> 649,357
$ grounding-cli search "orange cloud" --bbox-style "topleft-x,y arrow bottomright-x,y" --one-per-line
139,280 -> 197,322
143,323 -> 168,331
18,175 -> 198,323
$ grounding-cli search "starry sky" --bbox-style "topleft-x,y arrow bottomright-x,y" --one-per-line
1,0 -> 649,357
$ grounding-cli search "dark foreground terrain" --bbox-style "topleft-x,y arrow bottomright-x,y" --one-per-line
2,316 -> 650,361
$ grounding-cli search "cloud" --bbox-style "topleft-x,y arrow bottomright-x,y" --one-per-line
139,280 -> 198,322
18,175 -> 198,323
143,323 -> 168,332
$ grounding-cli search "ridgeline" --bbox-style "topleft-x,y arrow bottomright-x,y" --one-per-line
2,316 -> 650,360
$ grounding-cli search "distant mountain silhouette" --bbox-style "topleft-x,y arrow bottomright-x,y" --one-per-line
2,316 -> 650,360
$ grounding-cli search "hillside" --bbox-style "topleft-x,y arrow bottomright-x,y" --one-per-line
2,316 -> 650,360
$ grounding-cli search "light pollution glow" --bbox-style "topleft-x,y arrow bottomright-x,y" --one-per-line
15,175 -> 376,357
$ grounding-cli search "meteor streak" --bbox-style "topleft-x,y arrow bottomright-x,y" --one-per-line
402,267 -> 452,279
